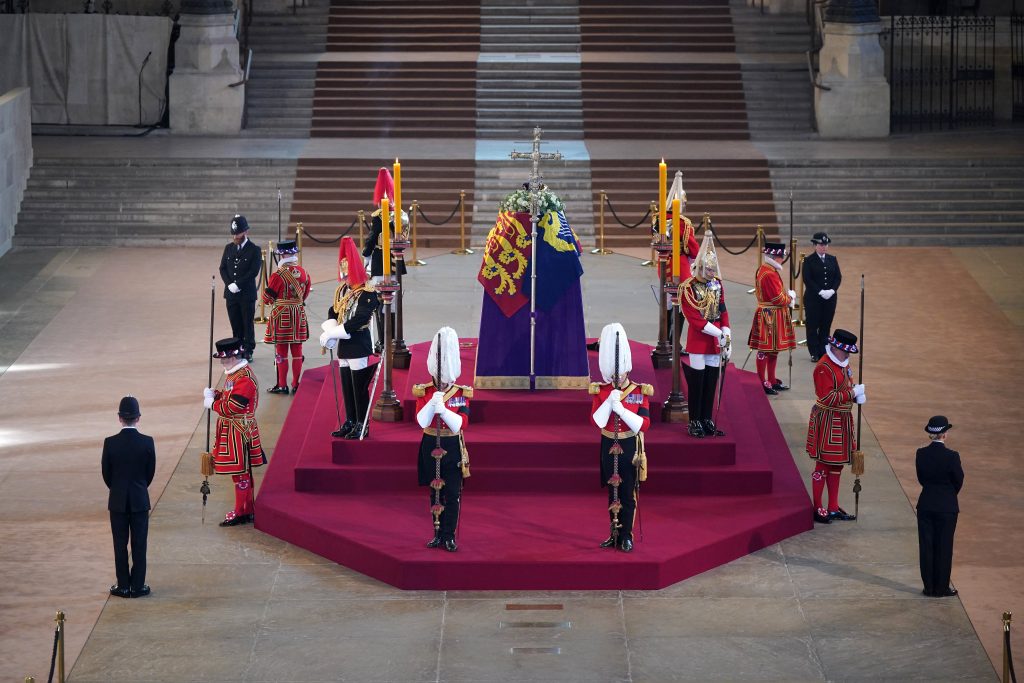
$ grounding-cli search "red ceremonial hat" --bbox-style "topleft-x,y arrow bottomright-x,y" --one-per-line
373,167 -> 394,206
337,236 -> 368,287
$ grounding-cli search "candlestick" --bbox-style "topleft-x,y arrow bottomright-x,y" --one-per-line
672,198 -> 681,279
392,158 -> 402,236
381,197 -> 391,276
658,159 -> 667,236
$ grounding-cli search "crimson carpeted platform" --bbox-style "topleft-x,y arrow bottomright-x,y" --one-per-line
256,340 -> 812,590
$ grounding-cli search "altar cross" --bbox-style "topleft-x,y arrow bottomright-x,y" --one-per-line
510,126 -> 563,215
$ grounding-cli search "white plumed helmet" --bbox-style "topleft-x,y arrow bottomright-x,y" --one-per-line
427,326 -> 461,385
598,323 -> 632,384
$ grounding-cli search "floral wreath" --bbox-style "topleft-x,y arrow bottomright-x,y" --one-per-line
499,186 -> 565,216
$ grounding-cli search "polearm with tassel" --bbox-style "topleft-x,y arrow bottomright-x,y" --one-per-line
199,276 -> 215,523
851,274 -> 866,520
788,191 -> 794,388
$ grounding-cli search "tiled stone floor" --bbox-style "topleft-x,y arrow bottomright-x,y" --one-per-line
0,244 -> 1012,681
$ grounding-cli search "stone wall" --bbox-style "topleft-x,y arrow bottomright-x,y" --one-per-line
0,88 -> 32,258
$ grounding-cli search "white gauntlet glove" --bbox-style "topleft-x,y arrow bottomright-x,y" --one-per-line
819,289 -> 835,300
203,388 -> 215,409
852,384 -> 865,398
788,290 -> 797,308
227,282 -> 240,294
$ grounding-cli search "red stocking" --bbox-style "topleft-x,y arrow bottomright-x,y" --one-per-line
274,343 -> 289,387
290,343 -> 304,389
767,353 -> 779,384
756,352 -> 768,386
229,474 -> 249,519
826,465 -> 844,512
811,462 -> 828,515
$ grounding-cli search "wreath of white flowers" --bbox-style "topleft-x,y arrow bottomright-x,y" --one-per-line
499,186 -> 565,216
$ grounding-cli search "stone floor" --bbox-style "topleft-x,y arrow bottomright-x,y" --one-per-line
0,242 -> 1014,682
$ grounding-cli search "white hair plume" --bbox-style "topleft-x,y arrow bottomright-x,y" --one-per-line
427,326 -> 461,385
598,323 -> 632,384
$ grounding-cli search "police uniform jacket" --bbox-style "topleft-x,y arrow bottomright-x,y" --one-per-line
916,442 -> 964,514
802,252 -> 842,296
220,239 -> 263,300
102,428 -> 156,513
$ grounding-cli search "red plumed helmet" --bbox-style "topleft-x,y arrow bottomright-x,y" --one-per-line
337,236 -> 368,287
373,167 -> 394,206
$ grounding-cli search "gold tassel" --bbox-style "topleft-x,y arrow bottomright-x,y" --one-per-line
632,434 -> 648,482
851,449 -> 865,477
200,451 -> 215,477
459,433 -> 471,478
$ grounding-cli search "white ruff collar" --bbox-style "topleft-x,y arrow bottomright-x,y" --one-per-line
764,256 -> 782,271
825,347 -> 849,368
225,359 -> 248,375
279,256 -> 298,266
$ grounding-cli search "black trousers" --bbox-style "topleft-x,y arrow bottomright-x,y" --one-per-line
429,473 -> 462,542
225,296 -> 257,354
110,509 -> 149,592
918,510 -> 958,594
804,294 -> 837,359
600,436 -> 637,541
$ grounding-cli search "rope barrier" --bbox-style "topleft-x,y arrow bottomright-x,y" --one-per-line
603,196 -> 651,230
46,623 -> 58,683
712,230 -> 760,256
300,216 -> 358,244
416,200 -> 461,226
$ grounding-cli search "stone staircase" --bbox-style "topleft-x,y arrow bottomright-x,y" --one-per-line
14,158 -> 296,247
579,0 -> 736,52
480,0 -> 580,53
769,158 -> 1024,245
245,1 -> 330,54
476,58 -> 584,140
326,0 -> 480,52
472,159 -> 593,241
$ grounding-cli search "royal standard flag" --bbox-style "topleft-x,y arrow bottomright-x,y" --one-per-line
530,210 -> 584,312
477,211 -> 532,318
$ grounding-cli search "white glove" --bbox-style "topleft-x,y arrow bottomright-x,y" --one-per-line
852,384 -> 865,398
321,319 -> 339,333
722,326 -> 731,338
611,397 -> 626,416
722,344 -> 733,363
203,396 -> 214,409
431,390 -> 446,407
788,290 -> 797,308
702,321 -> 723,338
203,387 -> 215,400
855,393 -> 866,405
819,289 -> 835,300
319,334 -> 338,350
608,389 -> 622,403
227,282 -> 240,294
327,324 -> 351,341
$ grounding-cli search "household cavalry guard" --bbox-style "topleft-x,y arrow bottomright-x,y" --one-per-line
203,337 -> 265,527
653,172 -> 700,336
363,166 -> 409,280
413,327 -> 472,553
319,237 -> 381,439
806,329 -> 866,524
590,323 -> 652,553
262,240 -> 311,395
678,228 -> 731,438
748,240 -> 797,395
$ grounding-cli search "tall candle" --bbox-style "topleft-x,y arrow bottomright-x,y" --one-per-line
672,198 -> 681,278
659,159 -> 667,236
392,158 -> 402,235
381,197 -> 391,276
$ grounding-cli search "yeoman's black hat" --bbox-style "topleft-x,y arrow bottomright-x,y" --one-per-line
275,240 -> 298,254
762,241 -> 786,256
828,329 -> 859,353
925,415 -> 953,434
118,395 -> 140,419
213,337 -> 244,358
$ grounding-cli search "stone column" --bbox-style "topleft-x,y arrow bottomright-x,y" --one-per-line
814,0 -> 890,138
169,0 -> 244,135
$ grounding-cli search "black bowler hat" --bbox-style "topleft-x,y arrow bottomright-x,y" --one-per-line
275,240 -> 298,255
925,415 -> 953,434
828,329 -> 859,353
118,395 -> 140,419
230,215 -> 250,235
811,232 -> 831,245
213,337 -> 244,358
762,240 -> 786,257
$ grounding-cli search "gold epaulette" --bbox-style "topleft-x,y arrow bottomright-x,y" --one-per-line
457,384 -> 474,399
371,208 -> 382,217
640,383 -> 654,396
588,382 -> 604,395
411,383 -> 430,398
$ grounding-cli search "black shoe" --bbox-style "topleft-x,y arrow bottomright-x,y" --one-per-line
130,585 -> 151,598
219,513 -> 248,527
331,421 -> 355,438
813,509 -> 832,524
599,537 -> 617,549
772,381 -> 790,391
444,539 -> 458,552
426,536 -> 442,549
268,385 -> 289,395
763,382 -> 779,395
110,585 -> 131,598
922,589 -> 934,597
619,538 -> 634,553
936,587 -> 958,597
345,423 -> 366,439
586,341 -> 600,351
687,420 -> 705,438
291,384 -> 299,395
701,419 -> 724,437
828,507 -> 857,521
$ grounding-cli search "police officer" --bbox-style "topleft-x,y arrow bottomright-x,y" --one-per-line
802,232 -> 842,362
219,215 -> 263,361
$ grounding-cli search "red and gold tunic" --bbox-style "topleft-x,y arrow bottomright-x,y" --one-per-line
262,263 -> 311,344
656,214 -> 700,282
590,380 -> 653,486
806,353 -> 856,465
747,263 -> 796,352
589,381 -> 653,436
413,383 -> 472,486
211,364 -> 265,475
678,277 -> 731,356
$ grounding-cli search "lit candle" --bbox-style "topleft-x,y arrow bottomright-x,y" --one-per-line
659,159 -> 667,236
381,196 -> 391,277
672,198 -> 681,279
392,158 -> 402,236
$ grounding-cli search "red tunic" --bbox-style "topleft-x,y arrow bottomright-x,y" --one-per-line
262,264 -> 311,344
413,384 -> 472,429
589,381 -> 652,434
211,364 -> 265,475
679,277 -> 731,356
747,263 -> 796,352
655,214 -> 700,282
806,353 -> 856,465
413,383 -> 472,486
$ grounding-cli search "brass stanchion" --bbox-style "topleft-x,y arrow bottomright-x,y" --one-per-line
795,252 -> 807,327
295,223 -> 304,268
747,225 -> 765,295
254,246 -> 270,324
591,190 -> 612,255
372,276 -> 404,422
25,677 -> 35,683
1003,611 -> 1013,683
357,210 -> 366,251
55,610 -> 65,683
407,199 -> 426,266
452,190 -> 474,255
789,237 -> 801,325
641,200 -> 658,267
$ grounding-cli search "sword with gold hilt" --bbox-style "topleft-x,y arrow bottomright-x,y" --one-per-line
429,332 -> 447,536
608,331 -> 624,547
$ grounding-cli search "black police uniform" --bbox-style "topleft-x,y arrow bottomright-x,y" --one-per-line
219,238 -> 263,357
802,251 -> 842,360
916,441 -> 964,596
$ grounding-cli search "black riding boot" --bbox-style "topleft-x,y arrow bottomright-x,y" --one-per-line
702,365 -> 724,436
332,365 -> 357,437
346,362 -> 378,439
682,362 -> 705,438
